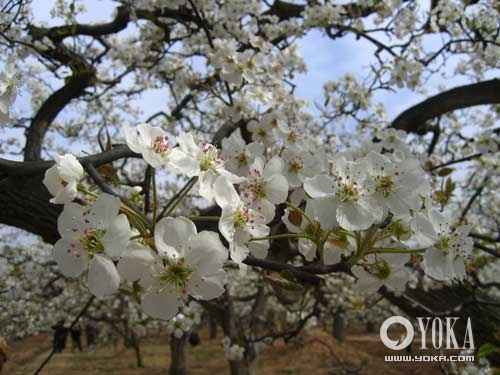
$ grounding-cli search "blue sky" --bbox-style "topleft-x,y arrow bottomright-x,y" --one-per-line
4,0 -> 489,161
24,0 -> 426,122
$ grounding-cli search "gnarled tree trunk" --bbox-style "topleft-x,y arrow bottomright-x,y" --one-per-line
170,334 -> 188,375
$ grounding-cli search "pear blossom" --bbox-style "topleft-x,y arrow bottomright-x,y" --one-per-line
167,313 -> 191,338
169,132 -> 245,202
222,337 -> 245,361
123,123 -> 177,168
281,200 -> 352,263
351,253 -> 410,293
221,128 -> 264,177
377,129 -> 412,156
304,156 -> 376,231
411,209 -> 473,281
53,193 -> 131,297
240,156 -> 289,222
361,151 -> 428,221
0,60 -> 17,124
118,217 -> 228,320
215,176 -> 270,263
43,154 -> 84,204
282,147 -> 322,188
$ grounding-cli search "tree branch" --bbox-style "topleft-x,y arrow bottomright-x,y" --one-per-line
391,78 -> 500,134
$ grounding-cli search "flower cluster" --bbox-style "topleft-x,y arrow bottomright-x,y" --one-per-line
39,113 -> 479,321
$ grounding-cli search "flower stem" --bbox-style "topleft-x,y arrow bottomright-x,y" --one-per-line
163,176 -> 198,218
249,233 -> 312,242
366,247 -> 427,254
77,183 -> 151,236
188,216 -> 220,221
152,168 -> 158,227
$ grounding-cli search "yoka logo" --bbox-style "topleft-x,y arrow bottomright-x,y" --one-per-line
380,316 -> 474,351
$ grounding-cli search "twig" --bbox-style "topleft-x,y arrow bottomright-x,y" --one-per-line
33,296 -> 95,375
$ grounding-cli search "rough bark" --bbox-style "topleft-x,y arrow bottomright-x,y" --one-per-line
170,334 -> 188,375
0,171 -> 61,243
391,78 -> 500,134
209,312 -> 218,339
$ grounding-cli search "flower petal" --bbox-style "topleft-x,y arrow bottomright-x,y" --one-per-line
303,175 -> 335,198
215,176 -> 240,208
155,217 -> 197,260
53,238 -> 88,277
90,193 -> 121,229
102,214 -> 131,259
117,242 -> 155,282
265,175 -> 288,204
336,202 -> 374,231
185,231 -> 227,274
87,255 -> 121,297
187,270 -> 227,300
141,288 -> 181,320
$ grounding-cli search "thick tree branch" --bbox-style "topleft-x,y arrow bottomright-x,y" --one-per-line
391,78 -> 500,134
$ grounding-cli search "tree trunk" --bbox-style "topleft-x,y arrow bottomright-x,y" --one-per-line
131,333 -> 143,368
228,360 -> 255,375
170,334 -> 188,375
133,342 -> 143,368
209,312 -> 218,339
333,307 -> 346,342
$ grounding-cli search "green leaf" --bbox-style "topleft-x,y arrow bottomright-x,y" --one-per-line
437,167 -> 454,177
477,343 -> 498,358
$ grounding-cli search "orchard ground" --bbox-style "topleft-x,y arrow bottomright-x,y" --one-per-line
5,327 -> 455,375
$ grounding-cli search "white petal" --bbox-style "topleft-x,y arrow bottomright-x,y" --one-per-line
262,156 -> 284,179
299,238 -> 317,261
410,212 -> 437,247
55,154 -> 83,182
380,252 -> 410,266
214,175 -> 241,208
304,175 -> 335,198
117,243 -> 155,282
154,217 -> 197,260
57,202 -> 87,237
137,123 -> 165,146
199,171 -> 218,203
185,231 -> 227,274
231,242 -> 249,263
177,132 -> 199,156
187,270 -> 227,300
336,202 -> 375,231
52,181 -> 78,204
306,198 -> 338,230
141,288 -> 181,320
168,148 -> 200,176
422,247 -> 452,281
87,255 -> 121,297
123,124 -> 145,154
53,238 -> 88,277
265,175 -> 288,204
142,150 -> 168,169
219,206 -> 236,243
102,214 -> 131,259
385,268 -> 409,292
351,266 -> 382,294
250,199 -> 275,224
323,241 -> 341,265
248,239 -> 269,259
428,208 -> 450,232
249,157 -> 265,175
43,165 -> 64,197
90,193 -> 121,229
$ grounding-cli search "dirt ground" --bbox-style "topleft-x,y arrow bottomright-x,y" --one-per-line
3,327 -> 460,375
